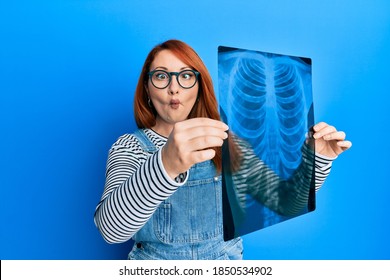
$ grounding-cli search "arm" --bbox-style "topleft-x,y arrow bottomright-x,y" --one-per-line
93,134 -> 186,244
230,137 -> 326,217
230,122 -> 351,217
95,118 -> 229,244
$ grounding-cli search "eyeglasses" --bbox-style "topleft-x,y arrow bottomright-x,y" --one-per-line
147,69 -> 200,89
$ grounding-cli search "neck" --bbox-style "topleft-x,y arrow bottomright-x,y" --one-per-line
152,117 -> 174,138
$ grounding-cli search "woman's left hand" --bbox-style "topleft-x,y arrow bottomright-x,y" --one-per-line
312,122 -> 352,158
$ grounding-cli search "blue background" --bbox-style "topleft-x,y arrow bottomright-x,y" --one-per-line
1,0 -> 389,260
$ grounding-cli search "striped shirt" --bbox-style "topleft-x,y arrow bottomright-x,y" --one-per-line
94,128 -> 334,244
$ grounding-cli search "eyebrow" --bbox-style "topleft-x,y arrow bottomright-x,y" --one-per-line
153,66 -> 192,71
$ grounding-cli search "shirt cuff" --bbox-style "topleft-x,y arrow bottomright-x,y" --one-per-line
314,152 -> 336,171
156,149 -> 189,186
315,152 -> 337,161
302,143 -> 336,167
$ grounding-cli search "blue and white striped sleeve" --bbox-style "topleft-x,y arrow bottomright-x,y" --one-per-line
301,144 -> 335,191
94,135 -> 186,244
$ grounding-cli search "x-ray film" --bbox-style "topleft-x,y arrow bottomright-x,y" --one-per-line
218,46 -> 316,241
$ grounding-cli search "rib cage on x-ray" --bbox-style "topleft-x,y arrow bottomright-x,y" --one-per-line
218,47 -> 315,238
218,48 -> 313,179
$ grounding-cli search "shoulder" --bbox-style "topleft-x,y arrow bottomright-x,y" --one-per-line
110,128 -> 165,152
109,131 -> 144,152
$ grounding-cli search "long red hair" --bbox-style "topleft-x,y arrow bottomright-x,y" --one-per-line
133,39 -> 222,172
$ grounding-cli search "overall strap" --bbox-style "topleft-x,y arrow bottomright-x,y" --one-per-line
133,129 -> 158,153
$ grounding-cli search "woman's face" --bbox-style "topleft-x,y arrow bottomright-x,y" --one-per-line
147,49 -> 199,135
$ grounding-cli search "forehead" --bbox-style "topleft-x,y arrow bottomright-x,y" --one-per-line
150,50 -> 189,70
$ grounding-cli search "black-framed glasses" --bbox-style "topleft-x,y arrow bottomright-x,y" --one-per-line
147,69 -> 200,89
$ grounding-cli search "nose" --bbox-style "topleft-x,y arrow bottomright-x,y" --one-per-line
168,74 -> 180,95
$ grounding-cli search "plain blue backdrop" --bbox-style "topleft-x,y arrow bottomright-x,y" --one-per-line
1,0 -> 389,260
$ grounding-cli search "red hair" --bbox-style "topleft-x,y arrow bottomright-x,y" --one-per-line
133,39 -> 222,172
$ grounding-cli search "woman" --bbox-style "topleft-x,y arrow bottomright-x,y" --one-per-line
94,39 -> 352,260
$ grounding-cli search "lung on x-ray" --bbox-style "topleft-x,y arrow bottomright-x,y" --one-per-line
218,46 -> 316,241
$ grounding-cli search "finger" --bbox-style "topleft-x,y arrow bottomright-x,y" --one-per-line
176,118 -> 229,131
188,136 -> 225,151
313,125 -> 336,139
186,126 -> 228,141
322,131 -> 346,141
191,149 -> 216,164
313,122 -> 328,132
337,140 -> 352,150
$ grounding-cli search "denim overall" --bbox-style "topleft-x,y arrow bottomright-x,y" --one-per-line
128,129 -> 243,260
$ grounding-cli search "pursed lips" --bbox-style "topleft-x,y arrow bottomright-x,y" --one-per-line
169,99 -> 181,108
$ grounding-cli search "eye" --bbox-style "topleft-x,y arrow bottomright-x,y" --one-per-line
154,71 -> 169,80
180,71 -> 194,80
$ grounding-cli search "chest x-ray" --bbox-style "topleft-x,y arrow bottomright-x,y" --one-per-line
218,46 -> 316,241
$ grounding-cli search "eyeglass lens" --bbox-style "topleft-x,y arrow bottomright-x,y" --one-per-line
150,70 -> 198,89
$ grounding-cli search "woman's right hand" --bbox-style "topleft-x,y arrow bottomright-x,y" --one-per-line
161,118 -> 229,180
